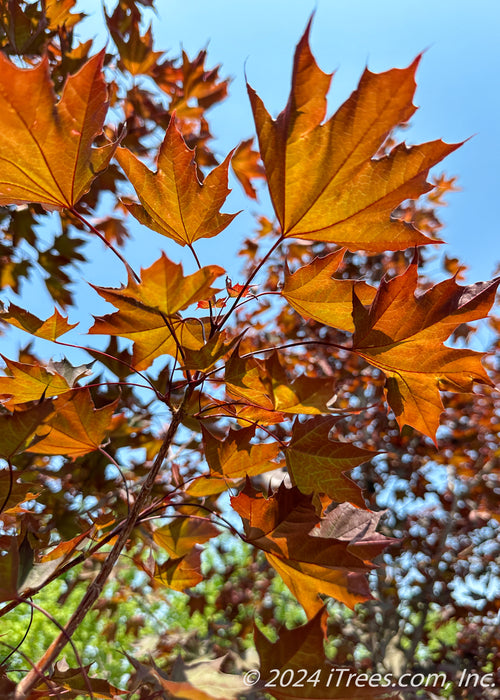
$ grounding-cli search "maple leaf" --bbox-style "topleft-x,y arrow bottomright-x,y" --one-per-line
0,302 -> 77,340
282,250 -> 376,332
116,117 -> 237,246
153,517 -> 220,558
231,483 -> 392,615
286,417 -> 376,508
181,331 -> 241,371
89,254 -> 223,369
0,403 -> 54,460
0,51 -> 117,208
248,22 -> 459,251
90,308 -> 207,371
187,424 -> 280,496
108,16 -> 163,76
351,261 -> 500,439
45,0 -> 84,31
25,388 -> 118,458
154,547 -> 203,591
231,137 -> 266,199
153,49 -> 229,113
91,253 -> 224,317
0,356 -> 79,406
256,610 -> 402,699
224,349 -> 339,417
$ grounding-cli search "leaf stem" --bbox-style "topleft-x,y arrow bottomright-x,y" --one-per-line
215,233 -> 285,331
69,207 -> 141,284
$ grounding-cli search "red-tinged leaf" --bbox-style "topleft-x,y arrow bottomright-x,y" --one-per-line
45,0 -> 83,31
91,252 -> 224,317
187,425 -> 280,496
231,137 -> 266,199
351,262 -> 500,440
226,281 -> 251,297
0,403 -> 54,459
0,356 -> 73,406
32,660 -> 126,698
108,19 -> 163,76
225,349 -> 339,416
0,51 -> 117,208
314,503 -> 396,563
153,548 -> 203,591
0,537 -> 19,603
264,352 -> 338,415
266,552 -> 372,617
248,23 -> 459,251
153,518 -> 219,558
181,331 -> 241,371
116,118 -> 237,246
0,302 -> 78,340
286,417 -> 376,507
231,483 -> 390,614
25,388 -> 118,459
39,531 -> 90,563
256,610 -> 402,699
90,307 -> 207,371
282,250 -> 377,332
224,349 -> 274,410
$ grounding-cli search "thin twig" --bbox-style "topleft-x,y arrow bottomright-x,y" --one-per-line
69,207 -> 141,283
215,234 -> 285,331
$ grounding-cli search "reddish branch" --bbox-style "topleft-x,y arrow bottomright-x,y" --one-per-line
14,391 -> 191,699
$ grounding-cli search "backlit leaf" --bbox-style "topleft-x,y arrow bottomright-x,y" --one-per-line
25,388 -> 118,458
116,118 -> 237,246
188,425 -> 280,496
0,403 -> 54,459
154,547 -> 203,591
0,51 -> 116,208
0,302 -> 77,340
351,261 -> 500,439
0,356 -> 73,406
282,250 -> 377,332
92,253 -> 224,317
231,483 -> 392,615
286,417 -> 375,507
153,518 -> 219,558
248,23 -> 459,251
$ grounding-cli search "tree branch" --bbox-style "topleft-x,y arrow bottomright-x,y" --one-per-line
14,392 -> 191,699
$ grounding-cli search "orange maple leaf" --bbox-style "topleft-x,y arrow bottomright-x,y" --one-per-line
282,249 -> 376,332
232,483 -> 392,615
0,51 -> 116,208
25,388 -> 118,459
248,21 -> 459,251
351,261 -> 500,440
286,416 -> 376,508
116,117 -> 237,246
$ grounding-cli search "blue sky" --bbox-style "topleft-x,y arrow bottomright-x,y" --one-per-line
79,0 -> 500,286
